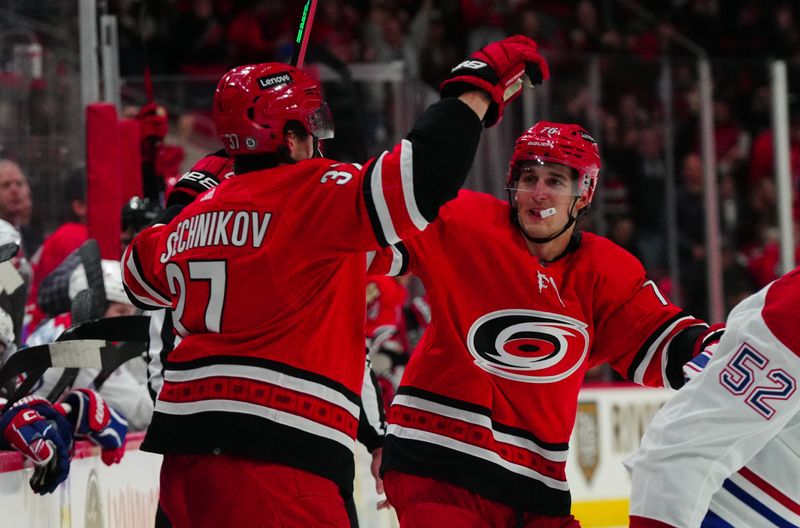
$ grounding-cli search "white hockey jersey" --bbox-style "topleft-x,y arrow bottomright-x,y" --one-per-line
626,267 -> 800,528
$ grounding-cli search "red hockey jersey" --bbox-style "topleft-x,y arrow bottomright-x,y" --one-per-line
123,155 -> 435,489
121,96 -> 485,491
371,190 -> 710,515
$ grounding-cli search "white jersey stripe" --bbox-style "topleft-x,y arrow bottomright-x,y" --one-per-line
388,424 -> 569,491
392,394 -> 568,461
124,249 -> 171,307
147,309 -> 166,398
399,139 -> 428,232
634,315 -> 696,384
369,152 -> 401,245
156,399 -> 356,451
388,245 -> 404,277
163,363 -> 360,418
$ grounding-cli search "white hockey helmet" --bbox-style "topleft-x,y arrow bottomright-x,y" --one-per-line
69,259 -> 132,306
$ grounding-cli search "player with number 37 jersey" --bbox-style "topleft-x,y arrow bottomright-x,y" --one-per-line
121,35 -> 549,528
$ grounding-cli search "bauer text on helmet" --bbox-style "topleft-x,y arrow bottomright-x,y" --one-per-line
507,122 -> 600,203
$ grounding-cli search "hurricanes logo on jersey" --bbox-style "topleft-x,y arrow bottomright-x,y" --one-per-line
466,309 -> 589,383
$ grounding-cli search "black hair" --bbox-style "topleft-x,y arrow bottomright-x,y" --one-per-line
233,120 -> 310,174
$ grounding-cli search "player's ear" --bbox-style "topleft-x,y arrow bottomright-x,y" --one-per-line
284,131 -> 297,151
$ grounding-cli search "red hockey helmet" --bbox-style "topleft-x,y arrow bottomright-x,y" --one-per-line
507,121 -> 601,204
213,63 -> 334,155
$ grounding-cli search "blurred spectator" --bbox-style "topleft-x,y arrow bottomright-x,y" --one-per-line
718,173 -> 741,246
769,2 -> 800,58
130,103 -> 185,202
607,214 -> 641,261
460,0 -> 507,51
25,167 -> 88,336
749,108 -> 800,192
713,98 -> 750,179
514,7 -> 563,52
366,276 -> 409,413
0,159 -> 38,257
626,126 -> 668,273
675,152 -> 708,318
721,243 -> 756,314
567,0 -> 604,52
746,220 -> 800,288
311,0 -> 363,63
225,1 -> 287,65
417,9 -> 462,95
171,0 -> 227,74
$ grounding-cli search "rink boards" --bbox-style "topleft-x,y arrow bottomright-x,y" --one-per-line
0,386 -> 671,527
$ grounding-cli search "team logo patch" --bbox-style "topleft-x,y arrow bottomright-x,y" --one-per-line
257,72 -> 293,89
466,309 -> 589,383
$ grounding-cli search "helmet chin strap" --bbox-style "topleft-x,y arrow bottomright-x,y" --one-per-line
515,196 -> 581,245
312,136 -> 323,158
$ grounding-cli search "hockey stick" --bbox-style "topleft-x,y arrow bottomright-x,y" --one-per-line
89,340 -> 147,391
45,315 -> 150,402
0,242 -> 19,263
290,0 -> 318,68
57,315 -> 150,342
77,239 -> 107,319
45,266 -> 106,402
0,338 -> 124,412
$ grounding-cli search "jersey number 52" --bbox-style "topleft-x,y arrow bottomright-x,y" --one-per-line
719,344 -> 797,420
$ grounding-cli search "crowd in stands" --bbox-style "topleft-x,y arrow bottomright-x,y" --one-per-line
107,0 -> 800,323
2,1 -> 800,383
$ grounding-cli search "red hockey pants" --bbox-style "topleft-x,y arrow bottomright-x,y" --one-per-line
157,453 -> 352,527
383,470 -> 581,528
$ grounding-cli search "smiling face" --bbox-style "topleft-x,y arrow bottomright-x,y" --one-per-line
510,161 -> 588,244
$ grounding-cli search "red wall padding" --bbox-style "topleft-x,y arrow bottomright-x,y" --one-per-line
86,103 -> 122,260
119,119 -> 143,202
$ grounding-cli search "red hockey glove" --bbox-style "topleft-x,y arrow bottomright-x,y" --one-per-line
0,396 -> 74,494
136,102 -> 168,141
440,35 -> 550,127
56,389 -> 128,465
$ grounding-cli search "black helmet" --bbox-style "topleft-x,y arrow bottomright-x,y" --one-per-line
121,197 -> 162,234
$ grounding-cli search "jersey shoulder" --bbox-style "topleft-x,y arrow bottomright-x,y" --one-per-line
576,232 -> 646,288
440,189 -> 509,225
762,267 -> 800,355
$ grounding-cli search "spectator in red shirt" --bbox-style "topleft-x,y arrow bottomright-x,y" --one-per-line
25,167 -> 88,336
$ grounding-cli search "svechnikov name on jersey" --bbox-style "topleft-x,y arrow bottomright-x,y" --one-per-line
160,209 -> 271,262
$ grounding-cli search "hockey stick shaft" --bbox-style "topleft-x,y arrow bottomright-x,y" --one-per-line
291,0 -> 318,68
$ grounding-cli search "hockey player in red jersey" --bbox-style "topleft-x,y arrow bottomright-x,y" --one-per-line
369,122 -> 720,527
122,36 -> 549,527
